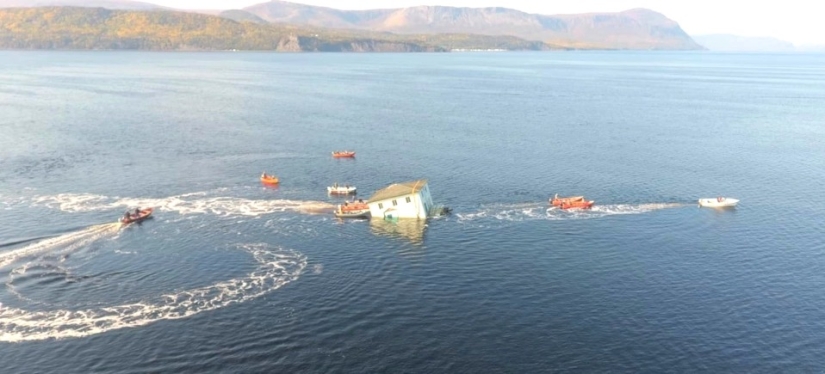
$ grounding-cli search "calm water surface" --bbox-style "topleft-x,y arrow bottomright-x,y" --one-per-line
1,51 -> 825,372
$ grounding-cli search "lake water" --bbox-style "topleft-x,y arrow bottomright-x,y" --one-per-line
1,51 -> 824,372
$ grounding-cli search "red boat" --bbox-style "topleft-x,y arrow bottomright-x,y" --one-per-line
550,194 -> 595,210
332,151 -> 355,158
120,208 -> 154,225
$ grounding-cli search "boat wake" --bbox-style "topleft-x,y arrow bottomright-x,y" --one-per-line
456,202 -> 687,222
0,242 -> 305,342
0,223 -> 120,269
27,192 -> 334,217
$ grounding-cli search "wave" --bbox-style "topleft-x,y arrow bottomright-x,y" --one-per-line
28,192 -> 334,217
0,243 -> 305,342
455,202 -> 687,222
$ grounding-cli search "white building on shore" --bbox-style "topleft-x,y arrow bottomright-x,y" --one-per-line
367,180 -> 434,220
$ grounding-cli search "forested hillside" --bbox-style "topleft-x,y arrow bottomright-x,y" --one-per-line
0,7 -> 562,51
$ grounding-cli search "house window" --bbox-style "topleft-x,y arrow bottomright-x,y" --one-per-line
405,197 -> 411,203
378,203 -> 383,209
392,200 -> 398,206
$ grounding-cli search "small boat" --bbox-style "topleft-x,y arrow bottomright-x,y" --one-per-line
334,201 -> 371,218
340,200 -> 369,211
698,197 -> 739,208
332,151 -> 356,158
120,208 -> 153,225
260,173 -> 279,185
328,184 -> 356,195
334,209 -> 371,218
550,194 -> 595,210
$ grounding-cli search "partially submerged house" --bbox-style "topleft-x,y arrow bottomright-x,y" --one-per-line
367,179 -> 434,220
370,218 -> 427,245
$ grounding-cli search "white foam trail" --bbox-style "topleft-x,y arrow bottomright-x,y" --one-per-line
3,224 -> 121,307
0,244 -> 305,342
456,202 -> 687,222
5,262 -> 40,305
30,193 -> 334,217
0,223 -> 119,269
589,203 -> 686,215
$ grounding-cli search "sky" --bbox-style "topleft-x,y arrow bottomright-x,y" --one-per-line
153,0 -> 823,45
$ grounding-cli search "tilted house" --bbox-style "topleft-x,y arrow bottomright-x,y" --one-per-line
367,180 -> 434,220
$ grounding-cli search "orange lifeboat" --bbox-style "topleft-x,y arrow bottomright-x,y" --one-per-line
332,151 -> 355,158
340,200 -> 369,212
334,200 -> 371,218
260,173 -> 279,185
550,194 -> 595,210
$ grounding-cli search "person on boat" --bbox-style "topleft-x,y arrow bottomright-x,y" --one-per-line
123,211 -> 131,222
262,172 -> 267,178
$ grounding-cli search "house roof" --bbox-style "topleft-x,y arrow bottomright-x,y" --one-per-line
368,180 -> 428,203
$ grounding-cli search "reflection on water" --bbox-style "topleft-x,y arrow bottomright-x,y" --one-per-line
3,51 -> 825,373
369,218 -> 427,245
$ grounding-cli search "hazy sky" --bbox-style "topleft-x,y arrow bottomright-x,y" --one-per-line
155,0 -> 822,45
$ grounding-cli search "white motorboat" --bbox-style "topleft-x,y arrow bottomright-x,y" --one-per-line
327,184 -> 356,195
698,197 -> 739,208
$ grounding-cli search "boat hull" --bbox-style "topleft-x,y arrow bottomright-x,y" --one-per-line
120,208 -> 153,225
328,186 -> 357,195
332,151 -> 355,158
260,176 -> 279,185
558,201 -> 595,210
334,209 -> 371,219
698,198 -> 739,208
340,202 -> 369,211
550,195 -> 594,210
550,196 -> 585,206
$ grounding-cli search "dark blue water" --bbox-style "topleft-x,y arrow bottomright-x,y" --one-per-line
1,51 -> 825,372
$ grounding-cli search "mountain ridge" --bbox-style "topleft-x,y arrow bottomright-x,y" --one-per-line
0,0 -> 162,10
0,7 -> 563,51
241,1 -> 702,50
0,0 -> 704,50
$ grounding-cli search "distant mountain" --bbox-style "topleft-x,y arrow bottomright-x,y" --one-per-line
218,9 -> 267,24
693,34 -> 795,52
242,1 -> 702,50
0,7 -> 560,51
0,0 -> 704,50
796,44 -> 825,52
0,0 -> 161,10
243,1 -> 389,29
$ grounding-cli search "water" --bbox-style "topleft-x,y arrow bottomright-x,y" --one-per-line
1,51 -> 824,372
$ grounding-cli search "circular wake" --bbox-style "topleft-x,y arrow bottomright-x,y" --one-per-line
0,243 -> 306,342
